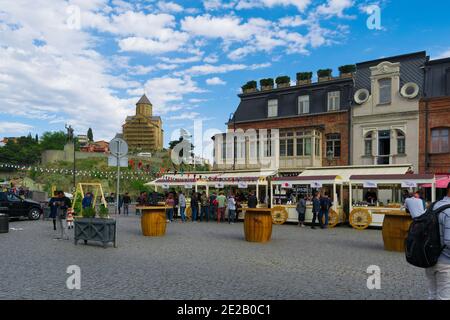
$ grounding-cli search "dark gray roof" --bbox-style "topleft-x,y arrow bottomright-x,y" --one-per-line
355,51 -> 427,96
232,78 -> 353,124
424,57 -> 450,98
136,94 -> 151,105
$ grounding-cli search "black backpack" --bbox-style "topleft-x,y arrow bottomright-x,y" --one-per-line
405,202 -> 450,268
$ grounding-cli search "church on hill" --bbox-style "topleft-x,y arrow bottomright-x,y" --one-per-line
122,94 -> 164,152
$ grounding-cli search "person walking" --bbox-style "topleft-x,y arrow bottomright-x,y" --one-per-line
54,191 -> 71,240
209,192 -> 217,220
122,192 -> 131,216
173,192 -> 179,221
216,192 -> 226,223
191,192 -> 199,222
425,182 -> 450,300
227,193 -> 236,224
48,190 -> 59,231
178,191 -> 187,223
405,191 -> 426,218
296,194 -> 307,227
247,191 -> 258,209
311,192 -> 321,230
165,193 -> 175,222
319,193 -> 332,229
200,191 -> 209,222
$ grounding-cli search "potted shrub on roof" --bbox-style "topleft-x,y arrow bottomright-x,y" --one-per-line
74,204 -> 116,248
338,64 -> 356,78
260,78 -> 274,91
241,80 -> 258,94
296,72 -> 313,86
276,76 -> 291,89
317,69 -> 332,82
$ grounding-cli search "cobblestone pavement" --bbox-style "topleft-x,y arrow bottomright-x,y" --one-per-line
0,215 -> 427,300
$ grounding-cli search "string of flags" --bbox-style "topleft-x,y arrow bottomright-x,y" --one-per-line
0,163 -> 175,181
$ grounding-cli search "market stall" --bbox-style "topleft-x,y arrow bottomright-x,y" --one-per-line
348,174 -> 436,230
270,175 -> 344,227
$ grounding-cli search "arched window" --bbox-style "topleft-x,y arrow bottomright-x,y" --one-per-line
397,130 -> 406,155
364,132 -> 373,156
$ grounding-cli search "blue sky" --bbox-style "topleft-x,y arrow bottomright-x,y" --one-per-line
0,0 -> 449,159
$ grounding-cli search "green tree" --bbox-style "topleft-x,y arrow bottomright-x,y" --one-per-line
87,128 -> 93,142
0,136 -> 41,166
39,131 -> 68,150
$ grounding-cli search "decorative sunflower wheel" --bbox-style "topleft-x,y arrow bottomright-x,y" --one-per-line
271,206 -> 288,225
349,208 -> 372,230
185,206 -> 192,221
321,208 -> 339,228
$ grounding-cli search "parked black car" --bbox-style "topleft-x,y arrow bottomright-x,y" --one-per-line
0,192 -> 42,220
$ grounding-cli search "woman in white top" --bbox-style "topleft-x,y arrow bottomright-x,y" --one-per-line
227,194 -> 236,224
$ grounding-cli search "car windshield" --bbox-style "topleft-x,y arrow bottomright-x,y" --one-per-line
7,194 -> 21,202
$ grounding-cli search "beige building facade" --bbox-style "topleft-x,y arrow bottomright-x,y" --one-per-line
123,94 -> 163,152
351,52 -> 426,172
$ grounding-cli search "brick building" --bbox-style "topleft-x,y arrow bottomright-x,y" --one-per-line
212,73 -> 353,174
419,57 -> 450,174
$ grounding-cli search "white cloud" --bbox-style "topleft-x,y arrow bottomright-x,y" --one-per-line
278,15 -> 307,27
118,35 -> 188,54
0,122 -> 33,135
178,63 -> 270,76
434,49 -> 450,60
315,0 -> 355,18
169,112 -> 201,120
206,77 -> 226,85
236,0 -> 311,11
157,1 -> 184,13
181,15 -> 254,40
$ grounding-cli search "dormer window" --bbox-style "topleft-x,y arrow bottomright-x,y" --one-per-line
298,95 -> 309,114
327,91 -> 340,111
268,99 -> 278,117
378,78 -> 392,104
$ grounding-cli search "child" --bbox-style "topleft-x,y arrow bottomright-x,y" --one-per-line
66,208 -> 74,229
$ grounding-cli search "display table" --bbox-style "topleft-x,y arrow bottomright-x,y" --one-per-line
381,210 -> 412,252
244,208 -> 272,243
139,206 -> 167,237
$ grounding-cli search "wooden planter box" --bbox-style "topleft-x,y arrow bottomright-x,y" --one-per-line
243,88 -> 257,94
297,80 -> 311,86
244,208 -> 272,243
74,218 -> 116,248
277,82 -> 290,89
261,85 -> 274,91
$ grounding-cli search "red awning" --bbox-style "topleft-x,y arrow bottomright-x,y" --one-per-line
422,175 -> 450,189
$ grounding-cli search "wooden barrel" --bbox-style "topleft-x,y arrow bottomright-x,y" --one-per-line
140,206 -> 167,237
382,210 -> 412,252
244,208 -> 272,243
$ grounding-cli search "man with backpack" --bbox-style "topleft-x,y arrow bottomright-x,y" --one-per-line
406,182 -> 450,300
425,183 -> 450,300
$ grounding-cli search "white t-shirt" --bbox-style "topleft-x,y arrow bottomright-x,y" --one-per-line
405,197 -> 425,218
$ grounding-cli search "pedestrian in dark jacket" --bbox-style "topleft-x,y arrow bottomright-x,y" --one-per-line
311,192 -> 321,229
319,193 -> 332,229
48,191 -> 59,231
296,195 -> 307,227
247,191 -> 258,208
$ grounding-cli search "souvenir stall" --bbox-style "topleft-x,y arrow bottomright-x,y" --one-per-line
348,174 -> 436,230
270,175 -> 345,227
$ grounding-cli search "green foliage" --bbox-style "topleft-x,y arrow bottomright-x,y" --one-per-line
82,206 -> 96,218
87,128 -> 93,142
241,80 -> 257,91
260,78 -> 274,87
317,69 -> 332,78
98,205 -> 109,218
338,64 -> 356,74
275,76 -> 290,85
39,131 -> 68,151
0,136 -> 41,166
296,72 -> 313,81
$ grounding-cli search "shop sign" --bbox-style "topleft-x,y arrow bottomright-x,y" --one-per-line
401,181 -> 417,188
363,181 -> 378,188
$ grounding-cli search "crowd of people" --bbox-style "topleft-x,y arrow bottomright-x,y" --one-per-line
135,190 -> 257,224
295,192 -> 333,229
1,184 -> 31,199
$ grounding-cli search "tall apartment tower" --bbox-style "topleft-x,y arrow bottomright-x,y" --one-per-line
122,94 -> 163,152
